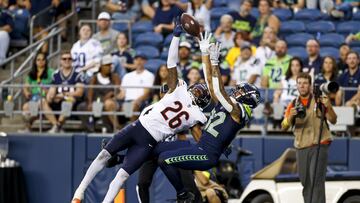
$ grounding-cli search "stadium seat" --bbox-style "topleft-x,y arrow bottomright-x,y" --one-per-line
213,0 -> 228,7
132,20 -> 154,33
273,8 -> 293,21
336,21 -> 360,35
112,23 -> 128,32
320,47 -> 340,59
318,33 -> 345,47
145,59 -> 166,73
134,32 -> 164,48
349,40 -> 360,48
211,20 -> 220,32
160,49 -> 169,60
306,21 -> 335,34
210,7 -> 234,20
279,20 -> 306,35
285,33 -> 314,47
163,34 -> 173,47
352,47 -> 360,55
250,8 -> 259,19
135,45 -> 160,59
294,9 -> 322,21
352,11 -> 360,21
288,47 -> 307,60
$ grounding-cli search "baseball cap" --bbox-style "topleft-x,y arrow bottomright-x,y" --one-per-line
98,12 -> 111,20
101,54 -> 113,65
240,42 -> 252,51
180,41 -> 191,49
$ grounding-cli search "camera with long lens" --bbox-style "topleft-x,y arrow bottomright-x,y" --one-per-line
295,101 -> 306,119
314,81 -> 340,98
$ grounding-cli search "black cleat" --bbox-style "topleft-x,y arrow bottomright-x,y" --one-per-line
177,191 -> 195,203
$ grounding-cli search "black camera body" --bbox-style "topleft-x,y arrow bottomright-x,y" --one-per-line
295,101 -> 306,119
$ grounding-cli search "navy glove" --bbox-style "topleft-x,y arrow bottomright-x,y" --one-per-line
173,16 -> 183,37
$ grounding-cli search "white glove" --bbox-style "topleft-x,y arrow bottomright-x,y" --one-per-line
198,31 -> 212,55
209,42 -> 222,66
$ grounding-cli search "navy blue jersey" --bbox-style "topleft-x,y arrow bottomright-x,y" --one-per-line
51,68 -> 84,94
198,102 -> 251,157
337,68 -> 360,102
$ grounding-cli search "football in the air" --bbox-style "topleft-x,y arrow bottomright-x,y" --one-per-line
180,13 -> 200,37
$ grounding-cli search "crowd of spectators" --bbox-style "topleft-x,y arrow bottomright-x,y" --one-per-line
15,0 -> 360,133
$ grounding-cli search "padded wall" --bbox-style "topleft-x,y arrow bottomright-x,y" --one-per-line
6,134 -> 360,203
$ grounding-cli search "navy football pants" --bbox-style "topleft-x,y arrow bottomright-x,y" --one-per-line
155,141 -> 219,193
104,120 -> 157,175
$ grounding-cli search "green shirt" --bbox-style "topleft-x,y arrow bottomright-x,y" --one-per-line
263,55 -> 292,88
26,68 -> 54,97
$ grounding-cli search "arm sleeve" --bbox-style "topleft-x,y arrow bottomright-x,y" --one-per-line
167,36 -> 180,69
284,102 -> 294,118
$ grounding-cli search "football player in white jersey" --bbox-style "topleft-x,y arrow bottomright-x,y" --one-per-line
71,24 -> 103,79
71,18 -> 211,203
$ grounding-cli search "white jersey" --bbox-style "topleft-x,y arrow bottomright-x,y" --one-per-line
139,81 -> 207,142
71,38 -> 103,77
232,56 -> 261,87
280,76 -> 298,104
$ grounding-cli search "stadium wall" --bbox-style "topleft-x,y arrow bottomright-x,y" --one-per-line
7,134 -> 360,203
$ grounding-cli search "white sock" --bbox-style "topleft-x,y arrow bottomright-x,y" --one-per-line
73,149 -> 111,200
102,168 -> 129,203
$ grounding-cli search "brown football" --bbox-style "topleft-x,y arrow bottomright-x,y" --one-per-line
180,13 -> 200,37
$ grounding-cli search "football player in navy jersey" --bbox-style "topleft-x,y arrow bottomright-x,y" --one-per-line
155,32 -> 261,202
44,50 -> 85,133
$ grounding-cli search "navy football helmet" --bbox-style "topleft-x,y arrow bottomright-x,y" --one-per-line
188,83 -> 211,109
231,83 -> 261,109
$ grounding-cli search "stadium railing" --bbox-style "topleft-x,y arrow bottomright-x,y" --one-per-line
29,1 -> 77,45
78,19 -> 133,46
0,83 -> 358,135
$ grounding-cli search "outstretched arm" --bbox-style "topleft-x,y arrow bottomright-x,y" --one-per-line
166,18 -> 182,93
210,43 -> 241,122
199,32 -> 217,102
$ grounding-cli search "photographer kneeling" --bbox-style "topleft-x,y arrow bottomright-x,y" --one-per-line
281,73 -> 337,203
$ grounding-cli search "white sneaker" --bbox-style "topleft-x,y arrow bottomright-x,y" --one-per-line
47,125 -> 59,133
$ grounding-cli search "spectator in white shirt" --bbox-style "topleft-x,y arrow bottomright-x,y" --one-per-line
118,53 -> 154,120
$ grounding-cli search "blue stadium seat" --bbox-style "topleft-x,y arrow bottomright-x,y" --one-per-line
349,40 -> 360,48
210,7 -> 234,20
352,11 -> 360,20
112,23 -> 128,32
213,0 -> 228,7
132,20 -> 154,33
211,19 -> 220,32
134,32 -> 164,48
352,47 -> 360,55
279,20 -> 306,35
294,9 -> 322,21
250,8 -> 259,19
336,21 -> 360,35
288,46 -> 307,60
318,33 -> 345,47
135,46 -> 160,59
163,34 -> 173,47
285,33 -> 314,47
160,49 -> 168,60
320,47 -> 340,59
273,8 -> 293,21
306,21 -> 335,34
145,59 -> 166,73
